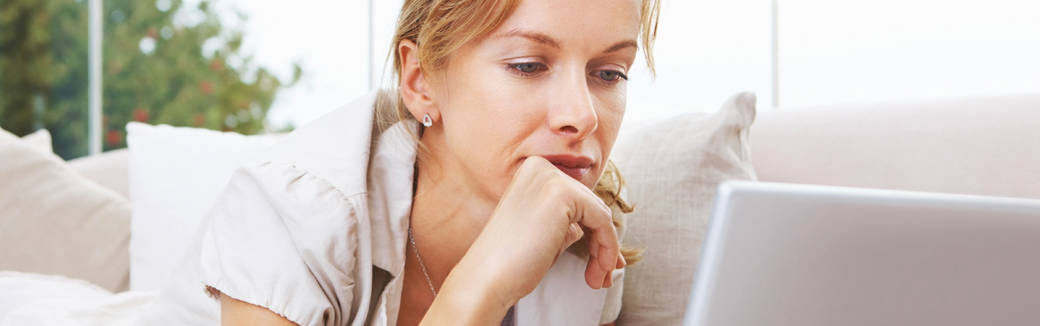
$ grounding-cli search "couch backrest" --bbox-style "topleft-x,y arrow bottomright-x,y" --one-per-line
750,94 -> 1040,199
70,94 -> 1040,202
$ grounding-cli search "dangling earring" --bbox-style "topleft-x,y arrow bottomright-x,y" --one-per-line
422,114 -> 433,127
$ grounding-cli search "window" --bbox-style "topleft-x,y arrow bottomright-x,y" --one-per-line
211,0 -> 371,129
779,0 -> 1040,107
4,0 -> 1036,159
625,0 -> 773,125
1,0 -> 91,159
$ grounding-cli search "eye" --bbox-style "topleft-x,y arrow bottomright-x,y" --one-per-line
508,62 -> 547,76
596,70 -> 629,82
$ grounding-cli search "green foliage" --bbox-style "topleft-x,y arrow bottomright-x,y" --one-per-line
0,0 -> 299,159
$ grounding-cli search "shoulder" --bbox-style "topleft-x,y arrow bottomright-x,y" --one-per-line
223,161 -> 365,230
256,90 -> 381,197
194,90 -> 387,325
198,161 -> 369,325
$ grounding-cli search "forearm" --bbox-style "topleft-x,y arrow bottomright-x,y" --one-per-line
420,255 -> 513,325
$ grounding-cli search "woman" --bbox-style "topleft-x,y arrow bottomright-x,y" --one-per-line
205,0 -> 661,325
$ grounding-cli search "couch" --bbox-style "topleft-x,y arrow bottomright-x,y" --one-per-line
70,93 -> 1040,201
6,92 -> 1039,324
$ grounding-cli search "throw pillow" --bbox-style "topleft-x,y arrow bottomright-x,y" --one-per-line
0,129 -> 131,293
19,129 -> 53,154
612,92 -> 758,325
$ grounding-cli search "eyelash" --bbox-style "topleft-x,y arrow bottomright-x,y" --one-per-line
507,62 -> 547,77
506,62 -> 629,84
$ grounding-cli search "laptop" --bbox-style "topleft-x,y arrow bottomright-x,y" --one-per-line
684,181 -> 1040,326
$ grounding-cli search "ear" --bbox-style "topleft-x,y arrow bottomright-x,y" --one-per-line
398,39 -> 440,124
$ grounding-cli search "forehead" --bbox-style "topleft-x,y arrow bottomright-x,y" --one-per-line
491,0 -> 642,50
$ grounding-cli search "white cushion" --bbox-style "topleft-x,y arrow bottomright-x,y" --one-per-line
612,92 -> 758,325
19,129 -> 52,154
125,122 -> 281,291
0,271 -> 153,325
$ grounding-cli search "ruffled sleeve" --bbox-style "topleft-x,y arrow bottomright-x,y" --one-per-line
197,162 -> 364,326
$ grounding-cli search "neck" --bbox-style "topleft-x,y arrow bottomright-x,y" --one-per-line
408,136 -> 498,289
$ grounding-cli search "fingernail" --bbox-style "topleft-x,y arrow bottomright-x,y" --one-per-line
617,252 -> 627,268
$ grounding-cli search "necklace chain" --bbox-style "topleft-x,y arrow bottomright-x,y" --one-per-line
408,225 -> 438,297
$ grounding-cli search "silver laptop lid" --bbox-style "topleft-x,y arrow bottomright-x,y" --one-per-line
685,181 -> 1040,326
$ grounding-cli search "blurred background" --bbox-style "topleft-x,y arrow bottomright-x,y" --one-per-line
2,0 -> 1038,160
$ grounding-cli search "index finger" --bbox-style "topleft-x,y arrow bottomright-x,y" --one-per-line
567,182 -> 620,289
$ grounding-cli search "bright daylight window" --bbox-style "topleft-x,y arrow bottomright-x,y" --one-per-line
2,0 -> 1037,159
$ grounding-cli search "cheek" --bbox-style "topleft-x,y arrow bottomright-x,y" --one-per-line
441,78 -> 542,195
596,88 -> 626,145
593,90 -> 625,178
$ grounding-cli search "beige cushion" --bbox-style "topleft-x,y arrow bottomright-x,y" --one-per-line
0,128 -> 131,293
612,92 -> 759,325
751,94 -> 1040,199
68,149 -> 130,199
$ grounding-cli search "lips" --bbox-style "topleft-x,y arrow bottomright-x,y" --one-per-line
541,154 -> 595,182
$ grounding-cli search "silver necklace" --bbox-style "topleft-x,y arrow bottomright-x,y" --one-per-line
408,226 -> 517,326
408,225 -> 438,297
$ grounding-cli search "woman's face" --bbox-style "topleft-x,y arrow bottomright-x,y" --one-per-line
418,0 -> 641,200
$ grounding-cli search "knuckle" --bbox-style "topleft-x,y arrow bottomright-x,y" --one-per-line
522,156 -> 550,171
518,156 -> 554,181
544,178 -> 570,199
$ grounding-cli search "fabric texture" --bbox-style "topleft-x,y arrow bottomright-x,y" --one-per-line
0,128 -> 131,293
612,92 -> 759,325
199,161 -> 364,325
125,122 -> 282,291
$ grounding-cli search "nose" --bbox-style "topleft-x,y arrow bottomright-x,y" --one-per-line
548,69 -> 598,141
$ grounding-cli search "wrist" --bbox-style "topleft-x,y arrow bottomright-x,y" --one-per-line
422,256 -> 513,325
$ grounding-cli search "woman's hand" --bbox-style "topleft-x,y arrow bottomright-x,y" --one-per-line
422,156 -> 625,325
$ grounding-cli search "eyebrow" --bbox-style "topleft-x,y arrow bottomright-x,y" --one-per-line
494,28 -> 638,54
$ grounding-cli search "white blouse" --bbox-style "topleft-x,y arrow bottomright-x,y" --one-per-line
141,92 -> 625,326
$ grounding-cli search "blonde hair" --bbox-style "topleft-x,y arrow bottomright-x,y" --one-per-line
377,0 -> 660,265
